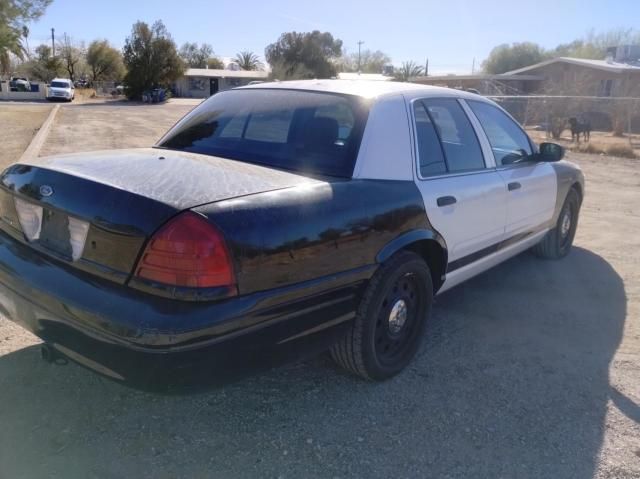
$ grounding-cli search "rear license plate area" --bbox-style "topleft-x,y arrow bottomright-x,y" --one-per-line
39,208 -> 72,259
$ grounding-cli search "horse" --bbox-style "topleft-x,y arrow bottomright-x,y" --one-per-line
568,117 -> 591,143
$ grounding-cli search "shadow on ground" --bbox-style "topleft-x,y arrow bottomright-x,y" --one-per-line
0,247 -> 628,478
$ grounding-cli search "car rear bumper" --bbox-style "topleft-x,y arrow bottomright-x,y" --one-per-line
0,231 -> 371,390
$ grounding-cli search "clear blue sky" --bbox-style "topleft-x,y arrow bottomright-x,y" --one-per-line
27,0 -> 638,74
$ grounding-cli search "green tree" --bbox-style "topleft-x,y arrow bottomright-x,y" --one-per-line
58,33 -> 84,81
0,0 -> 51,74
265,31 -> 342,79
122,20 -> 185,99
393,61 -> 424,81
206,57 -> 224,69
28,44 -> 62,81
551,28 -> 640,59
86,39 -> 124,82
339,49 -> 391,74
235,51 -> 262,70
482,42 -> 546,74
0,23 -> 22,74
179,42 -> 213,68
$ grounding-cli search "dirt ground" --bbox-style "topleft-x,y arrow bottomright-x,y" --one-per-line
39,99 -> 200,157
0,104 -> 52,166
0,102 -> 638,478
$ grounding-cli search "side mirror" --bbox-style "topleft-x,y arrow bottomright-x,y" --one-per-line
538,142 -> 565,162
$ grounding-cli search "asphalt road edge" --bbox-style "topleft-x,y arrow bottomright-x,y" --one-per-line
20,104 -> 60,162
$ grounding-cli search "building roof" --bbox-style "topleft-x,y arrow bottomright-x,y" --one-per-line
337,72 -> 393,81
412,73 -> 544,82
505,57 -> 640,75
184,68 -> 268,79
239,79 -> 485,100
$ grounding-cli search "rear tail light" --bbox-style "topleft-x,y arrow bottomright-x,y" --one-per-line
14,197 -> 43,241
134,212 -> 236,291
68,216 -> 90,261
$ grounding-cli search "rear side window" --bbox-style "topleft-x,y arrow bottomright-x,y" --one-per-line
413,102 -> 447,177
413,98 -> 485,177
467,100 -> 532,166
158,89 -> 367,178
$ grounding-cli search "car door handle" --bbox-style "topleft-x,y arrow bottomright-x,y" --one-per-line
508,182 -> 521,191
437,196 -> 457,207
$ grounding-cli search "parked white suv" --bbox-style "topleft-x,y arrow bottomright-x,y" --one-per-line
47,78 -> 75,102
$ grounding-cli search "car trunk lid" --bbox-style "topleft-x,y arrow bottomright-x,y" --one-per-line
0,149 -> 321,284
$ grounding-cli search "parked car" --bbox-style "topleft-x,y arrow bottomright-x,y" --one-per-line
0,80 -> 583,389
9,77 -> 31,92
46,78 -> 75,101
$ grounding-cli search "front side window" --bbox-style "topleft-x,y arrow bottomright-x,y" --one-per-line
413,97 -> 485,176
467,100 -> 532,166
158,89 -> 368,178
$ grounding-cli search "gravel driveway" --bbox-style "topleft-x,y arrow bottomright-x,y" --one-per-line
0,101 -> 638,478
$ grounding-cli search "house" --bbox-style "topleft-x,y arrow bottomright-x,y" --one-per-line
412,50 -> 640,132
505,56 -> 640,97
413,46 -> 640,97
174,68 -> 268,98
410,73 -> 543,95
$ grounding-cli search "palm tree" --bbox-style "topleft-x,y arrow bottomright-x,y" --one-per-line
394,61 -> 424,82
22,26 -> 31,60
0,24 -> 27,76
235,51 -> 263,71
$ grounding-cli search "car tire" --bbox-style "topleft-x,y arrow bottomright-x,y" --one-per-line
330,250 -> 433,380
533,188 -> 580,259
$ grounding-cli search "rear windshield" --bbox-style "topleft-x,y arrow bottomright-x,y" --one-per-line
50,81 -> 70,88
158,89 -> 369,178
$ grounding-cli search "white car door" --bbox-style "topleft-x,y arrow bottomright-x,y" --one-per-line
465,100 -> 557,237
411,97 -> 508,269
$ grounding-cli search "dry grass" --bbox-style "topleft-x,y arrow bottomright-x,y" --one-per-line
0,104 -> 52,169
605,144 -> 637,159
527,128 -> 640,159
570,142 -> 606,155
73,88 -> 97,103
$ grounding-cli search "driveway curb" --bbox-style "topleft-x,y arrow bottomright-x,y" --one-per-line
20,104 -> 60,162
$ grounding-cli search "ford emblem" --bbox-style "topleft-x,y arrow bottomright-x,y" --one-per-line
39,185 -> 54,197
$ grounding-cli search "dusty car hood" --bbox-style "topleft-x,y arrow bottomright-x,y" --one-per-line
21,148 -> 323,210
48,87 -> 71,94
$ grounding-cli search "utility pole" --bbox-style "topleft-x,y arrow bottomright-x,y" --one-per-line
51,28 -> 55,56
471,57 -> 475,74
357,40 -> 365,72
425,58 -> 429,76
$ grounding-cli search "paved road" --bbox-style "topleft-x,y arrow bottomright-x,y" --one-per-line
0,99 -> 638,478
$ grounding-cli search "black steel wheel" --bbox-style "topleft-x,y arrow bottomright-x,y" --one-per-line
534,188 -> 580,259
330,250 -> 433,380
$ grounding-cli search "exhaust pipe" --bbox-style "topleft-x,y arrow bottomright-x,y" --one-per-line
40,343 -> 67,365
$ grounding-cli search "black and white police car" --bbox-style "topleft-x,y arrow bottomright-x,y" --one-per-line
0,80 -> 583,388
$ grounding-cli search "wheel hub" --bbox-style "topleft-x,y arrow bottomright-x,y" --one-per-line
388,299 -> 408,335
561,209 -> 572,237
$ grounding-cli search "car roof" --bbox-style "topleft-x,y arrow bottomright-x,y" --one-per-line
239,79 -> 485,101
51,78 -> 71,83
